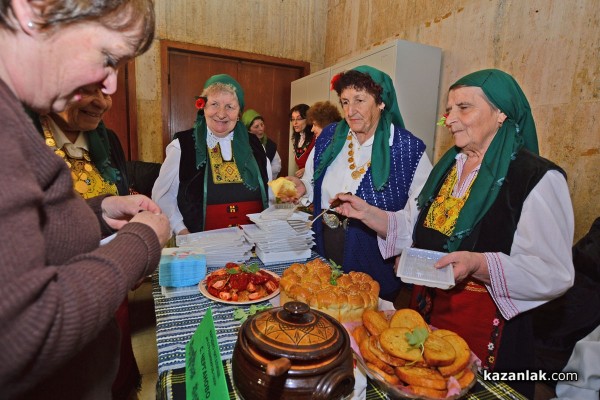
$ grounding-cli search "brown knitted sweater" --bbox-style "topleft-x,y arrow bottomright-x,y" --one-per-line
0,80 -> 162,398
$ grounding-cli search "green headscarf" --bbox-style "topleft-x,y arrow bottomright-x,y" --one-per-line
313,65 -> 405,191
192,74 -> 262,191
241,109 -> 267,145
85,120 -> 121,184
417,69 -> 539,252
241,109 -> 261,130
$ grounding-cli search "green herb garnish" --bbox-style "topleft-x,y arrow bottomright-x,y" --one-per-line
405,327 -> 429,366
233,304 -> 272,323
328,259 -> 344,286
241,262 -> 260,274
227,262 -> 260,275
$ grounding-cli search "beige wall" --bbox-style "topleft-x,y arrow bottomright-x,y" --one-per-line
134,0 -> 327,162
135,0 -> 599,242
323,0 -> 600,242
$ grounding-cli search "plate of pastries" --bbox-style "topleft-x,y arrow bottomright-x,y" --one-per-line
352,308 -> 477,399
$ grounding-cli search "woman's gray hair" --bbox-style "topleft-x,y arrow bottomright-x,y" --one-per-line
0,0 -> 155,56
201,82 -> 239,100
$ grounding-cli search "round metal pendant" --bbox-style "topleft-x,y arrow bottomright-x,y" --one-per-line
323,212 -> 341,229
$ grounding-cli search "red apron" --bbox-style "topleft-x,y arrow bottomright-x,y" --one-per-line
411,280 -> 503,370
204,200 -> 263,231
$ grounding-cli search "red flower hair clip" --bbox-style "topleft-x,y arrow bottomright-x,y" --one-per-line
330,73 -> 342,91
195,96 -> 206,110
437,112 -> 449,126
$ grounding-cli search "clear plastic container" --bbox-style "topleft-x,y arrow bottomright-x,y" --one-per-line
397,247 -> 455,289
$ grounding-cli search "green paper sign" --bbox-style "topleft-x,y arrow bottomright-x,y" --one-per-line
185,308 -> 228,400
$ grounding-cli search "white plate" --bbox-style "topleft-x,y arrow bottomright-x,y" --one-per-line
198,269 -> 280,305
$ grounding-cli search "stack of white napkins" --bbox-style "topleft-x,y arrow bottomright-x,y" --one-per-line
175,226 -> 253,267
243,205 -> 314,264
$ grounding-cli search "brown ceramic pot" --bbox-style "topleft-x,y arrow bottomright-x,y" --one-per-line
232,301 -> 355,400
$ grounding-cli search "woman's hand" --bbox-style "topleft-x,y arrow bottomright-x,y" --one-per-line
435,251 -> 489,285
130,211 -> 172,248
334,192 -> 370,220
334,192 -> 389,237
101,195 -> 159,228
101,195 -> 172,247
278,176 -> 306,203
294,168 -> 305,178
177,228 -> 190,235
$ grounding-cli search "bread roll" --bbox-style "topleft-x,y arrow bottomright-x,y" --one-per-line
268,177 -> 298,198
280,259 -> 379,323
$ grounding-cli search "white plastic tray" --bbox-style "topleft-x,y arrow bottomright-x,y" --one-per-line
397,247 -> 455,289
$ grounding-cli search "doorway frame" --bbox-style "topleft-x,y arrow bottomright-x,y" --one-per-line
159,40 -> 310,155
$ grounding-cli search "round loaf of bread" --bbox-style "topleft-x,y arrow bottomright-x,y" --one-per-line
279,259 -> 380,323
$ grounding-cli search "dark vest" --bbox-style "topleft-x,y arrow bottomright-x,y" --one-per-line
176,129 -> 268,233
264,138 -> 277,163
312,123 -> 426,300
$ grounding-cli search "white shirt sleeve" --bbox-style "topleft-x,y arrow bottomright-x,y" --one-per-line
266,157 -> 275,206
485,170 -> 575,319
377,153 -> 432,258
554,324 -> 600,400
271,151 -> 282,179
299,147 -> 315,204
377,200 -> 421,259
409,153 -> 433,198
151,139 -> 187,235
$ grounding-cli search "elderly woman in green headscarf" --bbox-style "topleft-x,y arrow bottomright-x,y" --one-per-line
335,69 -> 574,397
152,74 -> 269,235
242,109 -> 282,178
285,65 -> 432,306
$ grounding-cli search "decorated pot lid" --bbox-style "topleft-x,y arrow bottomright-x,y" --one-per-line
243,301 -> 346,361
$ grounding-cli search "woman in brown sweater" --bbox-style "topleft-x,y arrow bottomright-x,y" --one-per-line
0,1 -> 171,399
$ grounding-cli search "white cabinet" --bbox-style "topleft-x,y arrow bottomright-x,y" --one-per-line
288,39 -> 442,175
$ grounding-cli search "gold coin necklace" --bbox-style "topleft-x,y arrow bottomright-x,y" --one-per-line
41,117 -> 94,194
347,133 -> 371,180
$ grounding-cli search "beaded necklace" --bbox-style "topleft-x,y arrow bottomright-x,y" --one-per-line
346,133 -> 371,180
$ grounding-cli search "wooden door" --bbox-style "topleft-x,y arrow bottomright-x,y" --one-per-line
161,41 -> 309,175
102,61 -> 138,160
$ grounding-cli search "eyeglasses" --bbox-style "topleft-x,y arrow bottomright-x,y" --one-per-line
290,117 -> 306,123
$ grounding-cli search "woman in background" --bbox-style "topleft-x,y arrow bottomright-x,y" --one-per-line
40,86 -> 129,198
40,86 -> 140,399
0,0 -> 171,398
242,109 -> 282,178
306,100 -> 342,138
152,74 -> 269,235
290,103 -> 314,177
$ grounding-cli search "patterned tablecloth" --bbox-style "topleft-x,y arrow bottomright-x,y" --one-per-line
152,252 -> 527,400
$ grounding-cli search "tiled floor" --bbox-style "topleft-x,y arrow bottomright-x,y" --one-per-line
129,280 -> 159,400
